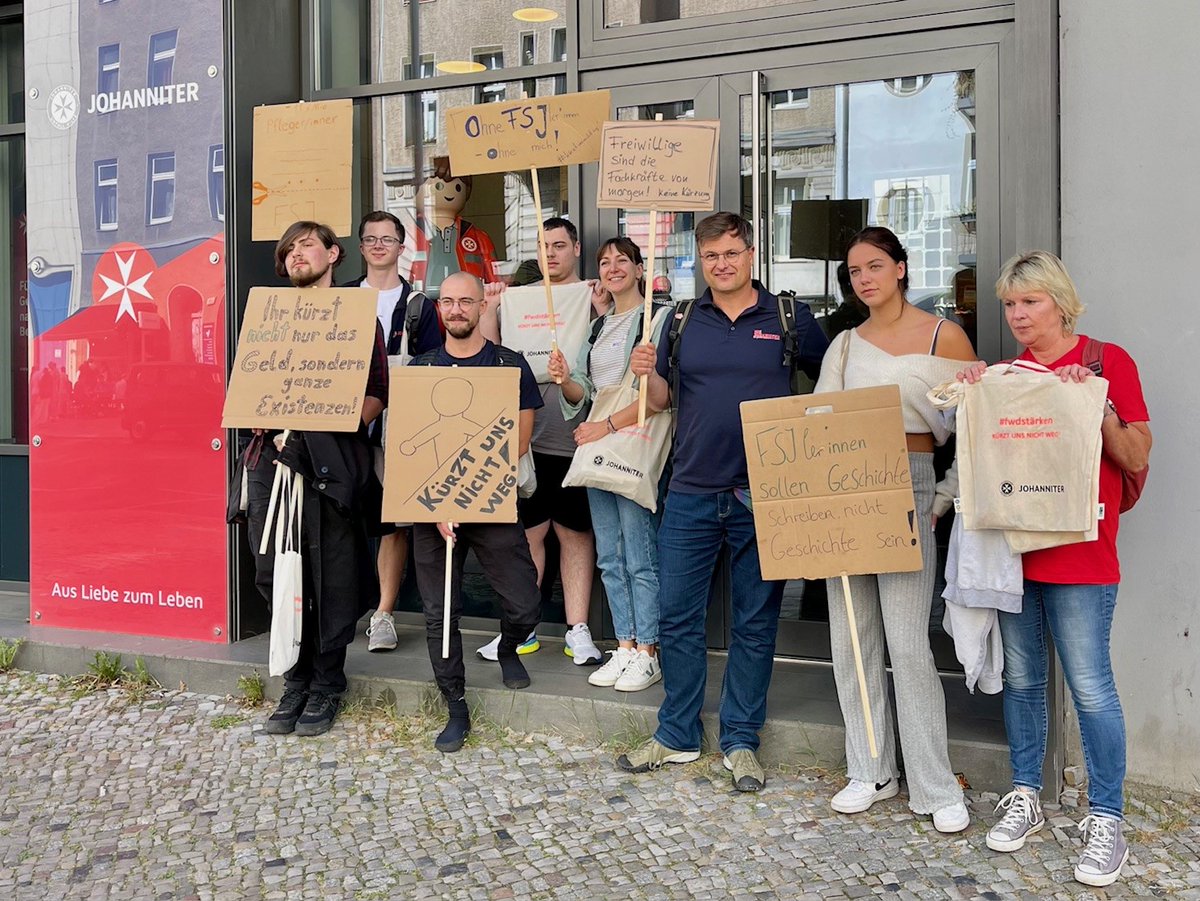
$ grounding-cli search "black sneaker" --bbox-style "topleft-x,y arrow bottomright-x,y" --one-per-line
294,692 -> 341,736
264,688 -> 308,735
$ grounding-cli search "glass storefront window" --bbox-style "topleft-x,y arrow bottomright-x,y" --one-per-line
316,0 -> 568,90
603,0 -> 795,29
740,69 -> 978,664
375,79 -> 567,293
613,101 -> 697,302
1,20 -> 21,125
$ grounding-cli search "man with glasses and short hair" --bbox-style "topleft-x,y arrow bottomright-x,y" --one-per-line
350,211 -> 444,656
408,272 -> 545,753
620,211 -> 828,791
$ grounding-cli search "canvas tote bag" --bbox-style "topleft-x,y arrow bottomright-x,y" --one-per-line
561,309 -> 675,512
269,468 -> 305,677
961,366 -> 1107,532
498,282 -> 594,383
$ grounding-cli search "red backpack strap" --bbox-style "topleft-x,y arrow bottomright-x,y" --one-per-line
1081,337 -> 1105,376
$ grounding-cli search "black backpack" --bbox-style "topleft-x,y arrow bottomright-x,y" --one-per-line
387,282 -> 444,358
666,292 -> 814,404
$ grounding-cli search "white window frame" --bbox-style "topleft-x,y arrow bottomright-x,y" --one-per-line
146,152 -> 175,226
98,43 -> 120,98
148,29 -> 178,89
95,159 -> 118,232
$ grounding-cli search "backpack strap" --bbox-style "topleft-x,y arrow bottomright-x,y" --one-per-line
1081,337 -> 1105,376
775,291 -> 799,374
409,348 -> 440,367
492,344 -> 527,369
666,300 -> 696,411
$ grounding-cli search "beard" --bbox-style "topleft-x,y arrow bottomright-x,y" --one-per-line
443,317 -> 477,340
288,261 -> 330,288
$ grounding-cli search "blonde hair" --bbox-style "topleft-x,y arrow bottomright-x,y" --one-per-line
995,250 -> 1086,335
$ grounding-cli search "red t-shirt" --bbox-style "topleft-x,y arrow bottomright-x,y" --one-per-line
1018,335 -> 1149,584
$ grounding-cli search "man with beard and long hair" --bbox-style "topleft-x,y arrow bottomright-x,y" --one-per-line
408,272 -> 544,752
244,221 -> 389,737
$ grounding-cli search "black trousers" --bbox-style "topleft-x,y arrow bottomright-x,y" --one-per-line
412,522 -> 542,700
283,597 -> 348,696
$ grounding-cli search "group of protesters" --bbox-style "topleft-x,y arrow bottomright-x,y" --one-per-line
241,203 -> 1149,889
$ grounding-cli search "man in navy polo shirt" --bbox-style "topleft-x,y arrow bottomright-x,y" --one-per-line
620,211 -> 828,791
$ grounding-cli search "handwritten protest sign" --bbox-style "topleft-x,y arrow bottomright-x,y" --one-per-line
596,120 -> 720,212
498,282 -> 593,383
383,367 -> 520,523
252,100 -> 353,240
740,386 -> 922,580
446,91 -> 611,176
222,287 -> 378,432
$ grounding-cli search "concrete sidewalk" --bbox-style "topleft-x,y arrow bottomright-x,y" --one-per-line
0,672 -> 1197,901
0,589 -> 1010,792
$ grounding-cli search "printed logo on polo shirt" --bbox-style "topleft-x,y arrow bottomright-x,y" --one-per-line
752,329 -> 781,341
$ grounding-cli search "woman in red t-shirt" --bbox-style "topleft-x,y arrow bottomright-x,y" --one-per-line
961,251 -> 1151,888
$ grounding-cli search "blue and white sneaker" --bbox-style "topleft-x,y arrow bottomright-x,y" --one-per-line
475,631 -> 540,661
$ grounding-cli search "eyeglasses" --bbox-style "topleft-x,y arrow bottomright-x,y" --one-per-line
436,297 -> 482,309
361,235 -> 400,247
699,247 -> 752,266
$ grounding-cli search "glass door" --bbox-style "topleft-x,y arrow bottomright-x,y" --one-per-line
736,62 -> 991,663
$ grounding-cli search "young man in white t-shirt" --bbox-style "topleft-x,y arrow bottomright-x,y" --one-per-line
477,218 -> 605,667
354,211 -> 442,652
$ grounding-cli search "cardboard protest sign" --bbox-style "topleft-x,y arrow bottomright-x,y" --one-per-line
222,287 -> 378,432
740,386 -> 922,580
383,367 -> 520,523
445,91 -> 611,176
252,99 -> 353,240
597,120 -> 720,211
498,282 -> 593,383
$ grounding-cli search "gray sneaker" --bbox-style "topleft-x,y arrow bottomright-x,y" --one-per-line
986,788 -> 1044,852
722,748 -> 765,792
366,612 -> 398,652
616,739 -> 700,773
1074,814 -> 1128,887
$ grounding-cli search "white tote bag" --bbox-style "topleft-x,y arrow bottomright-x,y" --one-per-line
269,468 -> 305,677
961,367 -> 1106,532
498,282 -> 593,383
561,364 -> 674,512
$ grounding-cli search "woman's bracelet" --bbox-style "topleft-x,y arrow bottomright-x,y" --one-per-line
606,416 -> 617,433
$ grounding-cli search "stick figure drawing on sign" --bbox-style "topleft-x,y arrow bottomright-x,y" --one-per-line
399,377 -> 482,464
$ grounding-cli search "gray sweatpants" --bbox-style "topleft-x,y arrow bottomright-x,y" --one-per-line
826,452 -> 963,814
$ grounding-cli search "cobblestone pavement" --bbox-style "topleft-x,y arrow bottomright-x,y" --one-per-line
1,673 -> 1198,901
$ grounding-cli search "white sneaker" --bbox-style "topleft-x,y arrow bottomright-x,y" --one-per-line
830,778 -> 900,814
933,800 -> 970,833
588,647 -> 634,687
474,631 -> 539,661
365,611 -> 398,652
614,650 -> 662,692
564,623 -> 602,666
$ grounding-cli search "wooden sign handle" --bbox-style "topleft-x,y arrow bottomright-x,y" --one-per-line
529,168 -> 561,383
841,571 -> 879,759
637,208 -> 658,426
442,530 -> 454,659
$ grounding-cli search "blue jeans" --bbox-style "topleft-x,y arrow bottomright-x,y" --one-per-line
1000,580 -> 1126,819
587,488 -> 660,645
654,490 -> 784,755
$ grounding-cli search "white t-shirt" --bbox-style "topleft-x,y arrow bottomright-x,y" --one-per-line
363,281 -> 404,336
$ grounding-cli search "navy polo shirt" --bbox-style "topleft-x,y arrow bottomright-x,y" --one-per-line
655,283 -> 827,494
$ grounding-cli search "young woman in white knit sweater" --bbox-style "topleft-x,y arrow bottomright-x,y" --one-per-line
814,226 -> 978,832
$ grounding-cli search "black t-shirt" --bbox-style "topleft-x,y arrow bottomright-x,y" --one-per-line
424,340 -> 544,412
